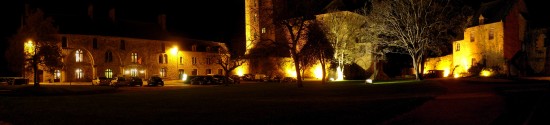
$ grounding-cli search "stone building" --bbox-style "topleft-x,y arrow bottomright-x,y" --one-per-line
25,4 -> 226,83
243,0 -> 374,79
424,0 -> 530,77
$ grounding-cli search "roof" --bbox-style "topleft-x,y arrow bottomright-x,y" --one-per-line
470,0 -> 528,26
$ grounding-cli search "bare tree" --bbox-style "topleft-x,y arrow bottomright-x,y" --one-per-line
317,10 -> 368,80
6,8 -> 62,86
269,0 -> 322,87
303,21 -> 334,84
210,45 -> 247,85
362,0 -> 473,80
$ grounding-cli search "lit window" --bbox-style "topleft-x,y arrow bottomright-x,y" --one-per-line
105,69 -> 113,78
261,28 -> 266,34
160,68 -> 167,77
456,43 -> 460,51
131,53 -> 138,63
76,49 -> 83,62
179,69 -> 184,80
76,68 -> 83,79
206,57 -> 211,65
130,69 -> 137,77
54,70 -> 61,79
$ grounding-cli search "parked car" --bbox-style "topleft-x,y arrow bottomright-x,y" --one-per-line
282,77 -> 297,83
128,77 -> 143,86
211,75 -> 235,84
93,77 -> 111,86
190,75 -> 216,85
148,76 -> 164,86
112,77 -> 129,87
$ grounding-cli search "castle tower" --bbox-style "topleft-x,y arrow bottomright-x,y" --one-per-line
245,0 -> 260,55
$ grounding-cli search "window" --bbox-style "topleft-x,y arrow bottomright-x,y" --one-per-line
179,69 -> 184,80
192,45 -> 197,51
131,53 -> 138,63
489,29 -> 494,40
470,32 -> 475,42
93,38 -> 98,49
218,69 -> 223,75
159,54 -> 167,64
76,68 -> 83,79
206,69 -> 212,75
120,40 -> 126,50
261,28 -> 266,33
192,57 -> 197,65
164,54 -> 168,64
105,69 -> 113,78
179,57 -> 183,64
206,57 -> 211,65
192,69 -> 198,75
62,37 -> 68,48
130,69 -> 137,77
456,43 -> 460,51
105,51 -> 113,63
54,70 -> 61,79
76,49 -> 83,62
160,68 -> 167,77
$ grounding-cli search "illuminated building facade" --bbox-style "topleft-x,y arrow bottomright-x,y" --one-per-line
24,5 -> 226,83
243,0 -> 374,79
424,0 -> 529,77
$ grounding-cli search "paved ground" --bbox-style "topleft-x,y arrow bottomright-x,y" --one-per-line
381,77 -> 550,125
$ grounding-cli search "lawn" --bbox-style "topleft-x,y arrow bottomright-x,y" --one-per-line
0,80 -> 444,125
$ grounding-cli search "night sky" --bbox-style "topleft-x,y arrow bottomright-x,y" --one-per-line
0,0 -> 548,77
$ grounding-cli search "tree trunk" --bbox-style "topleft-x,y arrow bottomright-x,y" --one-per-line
33,55 -> 39,87
370,60 -> 378,80
293,55 -> 303,87
321,59 -> 327,84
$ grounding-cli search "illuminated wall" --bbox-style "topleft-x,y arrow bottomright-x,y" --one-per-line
453,21 -> 505,75
424,54 -> 453,77
244,0 -> 260,55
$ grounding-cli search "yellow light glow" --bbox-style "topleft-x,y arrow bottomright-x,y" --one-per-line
443,69 -> 450,77
481,70 -> 492,77
170,46 -> 178,55
124,70 -> 130,74
313,64 -> 323,79
283,63 -> 297,78
236,67 -> 244,76
139,70 -> 145,74
182,73 -> 188,80
454,74 -> 460,78
24,40 -> 34,55
336,67 -> 344,81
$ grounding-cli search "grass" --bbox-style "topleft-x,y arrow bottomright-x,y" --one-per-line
0,81 -> 444,125
0,85 -> 117,96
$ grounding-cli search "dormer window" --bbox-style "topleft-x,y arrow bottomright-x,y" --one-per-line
192,45 -> 197,51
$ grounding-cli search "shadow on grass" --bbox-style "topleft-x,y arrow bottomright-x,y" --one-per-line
1,85 -> 118,96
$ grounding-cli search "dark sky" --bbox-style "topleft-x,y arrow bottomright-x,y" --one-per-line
0,0 -> 245,42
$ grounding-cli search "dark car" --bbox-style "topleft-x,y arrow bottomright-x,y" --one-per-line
112,77 -> 129,87
190,75 -> 216,85
128,77 -> 143,86
148,76 -> 164,86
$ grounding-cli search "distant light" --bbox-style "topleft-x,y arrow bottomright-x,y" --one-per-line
365,79 -> 373,84
170,46 -> 178,55
182,73 -> 188,81
454,74 -> 460,78
481,70 -> 492,77
329,78 -> 335,81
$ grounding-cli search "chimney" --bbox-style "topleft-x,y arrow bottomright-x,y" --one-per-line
88,4 -> 94,19
479,14 -> 485,25
109,8 -> 115,22
158,14 -> 166,30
